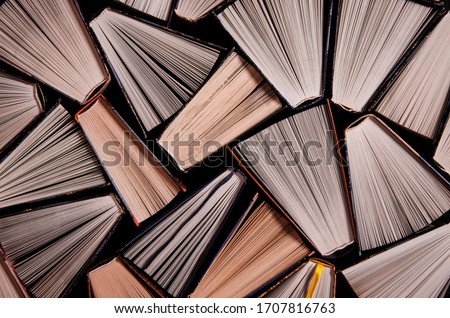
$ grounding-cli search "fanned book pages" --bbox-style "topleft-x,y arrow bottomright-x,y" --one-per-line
342,223 -> 450,298
158,52 -> 283,171
345,116 -> 450,251
0,256 -> 26,298
0,105 -> 106,209
218,0 -> 323,107
175,0 -> 226,21
191,201 -> 311,298
233,105 -> 354,256
117,0 -> 174,21
0,71 -> 43,152
434,117 -> 450,173
375,13 -> 450,138
90,8 -> 221,132
333,0 -> 434,112
0,195 -> 123,298
76,97 -> 182,225
265,260 -> 335,298
0,0 -> 109,104
123,169 -> 246,297
88,258 -> 157,298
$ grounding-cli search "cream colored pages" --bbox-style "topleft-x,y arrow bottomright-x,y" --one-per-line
90,9 -> 220,131
0,72 -> 43,151
219,0 -> 323,107
191,202 -> 310,298
343,224 -> 450,298
376,14 -> 450,138
234,105 -> 354,256
77,97 -> 180,224
0,0 -> 108,103
346,116 -> 450,251
89,258 -> 155,298
0,105 -> 106,209
159,52 -> 282,171
118,0 -> 173,20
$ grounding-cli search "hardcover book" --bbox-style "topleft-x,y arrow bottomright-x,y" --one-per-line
0,0 -> 110,104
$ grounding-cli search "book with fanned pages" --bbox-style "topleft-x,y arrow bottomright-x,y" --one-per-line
190,200 -> 312,298
0,104 -> 107,210
0,253 -> 28,298
0,0 -> 110,105
331,0 -> 444,113
87,257 -> 162,298
341,223 -> 450,298
119,169 -> 252,297
217,0 -> 326,108
175,0 -> 232,22
0,70 -> 44,153
263,259 -> 336,298
372,12 -> 450,139
0,195 -> 124,298
90,8 -> 223,135
344,115 -> 450,252
76,96 -> 185,225
115,0 -> 176,22
434,115 -> 450,173
158,50 -> 283,172
231,101 -> 355,257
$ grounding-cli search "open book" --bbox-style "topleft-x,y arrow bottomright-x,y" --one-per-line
0,195 -> 123,297
88,258 -> 158,298
332,0 -> 434,112
218,0 -> 324,107
233,104 -> 354,256
342,223 -> 450,298
0,71 -> 43,152
90,8 -> 221,132
265,259 -> 335,298
158,51 -> 282,171
76,97 -> 183,225
191,201 -> 311,298
123,169 -> 246,297
117,0 -> 174,21
0,0 -> 109,104
0,105 -> 106,209
375,13 -> 450,138
345,115 -> 450,251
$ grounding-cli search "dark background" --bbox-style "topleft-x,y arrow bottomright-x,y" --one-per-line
0,0 -> 448,298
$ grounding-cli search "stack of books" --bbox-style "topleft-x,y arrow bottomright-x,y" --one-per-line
0,0 -> 448,298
